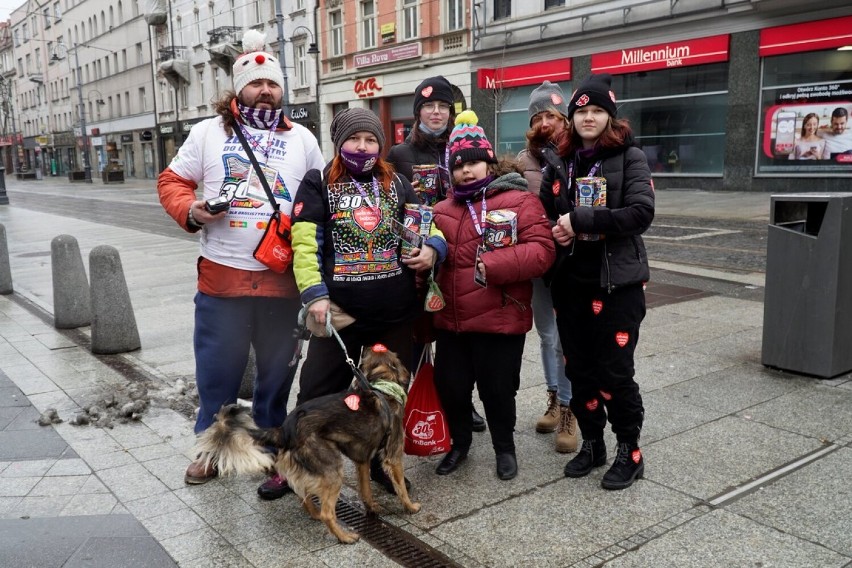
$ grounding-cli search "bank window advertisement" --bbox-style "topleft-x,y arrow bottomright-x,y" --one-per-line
757,49 -> 852,175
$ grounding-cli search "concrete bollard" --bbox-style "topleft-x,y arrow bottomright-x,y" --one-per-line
89,245 -> 141,354
0,224 -> 12,294
51,235 -> 92,329
0,166 -> 9,205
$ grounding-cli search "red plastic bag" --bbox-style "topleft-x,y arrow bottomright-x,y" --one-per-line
404,346 -> 451,456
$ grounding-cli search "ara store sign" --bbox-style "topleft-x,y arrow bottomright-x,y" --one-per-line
591,35 -> 729,75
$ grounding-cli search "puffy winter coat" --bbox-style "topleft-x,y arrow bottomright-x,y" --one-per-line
386,132 -> 451,204
432,173 -> 556,335
539,142 -> 654,290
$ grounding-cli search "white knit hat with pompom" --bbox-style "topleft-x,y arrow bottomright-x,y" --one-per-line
232,29 -> 285,95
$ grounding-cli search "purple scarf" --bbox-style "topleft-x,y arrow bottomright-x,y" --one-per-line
339,149 -> 380,175
237,102 -> 282,130
451,175 -> 494,202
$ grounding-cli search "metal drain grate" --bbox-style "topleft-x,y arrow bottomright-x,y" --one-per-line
334,497 -> 464,568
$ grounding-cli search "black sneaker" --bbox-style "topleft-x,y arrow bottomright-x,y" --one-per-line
563,439 -> 606,478
370,457 -> 411,495
472,408 -> 487,433
257,472 -> 293,501
601,442 -> 644,490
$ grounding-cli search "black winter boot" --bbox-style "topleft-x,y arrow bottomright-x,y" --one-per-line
601,442 -> 644,490
370,455 -> 411,494
563,439 -> 606,478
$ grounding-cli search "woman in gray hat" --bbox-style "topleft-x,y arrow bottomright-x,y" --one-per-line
291,107 -> 448,493
517,81 -> 578,455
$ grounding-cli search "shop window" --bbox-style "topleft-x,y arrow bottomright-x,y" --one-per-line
756,49 -> 852,175
495,84 -> 538,156
612,63 -> 729,176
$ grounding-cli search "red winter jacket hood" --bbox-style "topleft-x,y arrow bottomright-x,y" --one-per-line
432,172 -> 555,335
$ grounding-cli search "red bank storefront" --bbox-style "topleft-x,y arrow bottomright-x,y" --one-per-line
590,35 -> 731,176
755,15 -> 852,176
476,58 -> 572,155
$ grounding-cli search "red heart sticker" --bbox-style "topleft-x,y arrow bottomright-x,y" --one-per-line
576,94 -> 590,107
344,394 -> 360,411
586,399 -> 599,411
631,449 -> 642,464
553,180 -> 561,196
294,202 -> 303,217
551,93 -> 563,105
372,344 -> 388,353
609,90 -> 617,103
599,390 -> 612,401
352,206 -> 380,233
591,300 -> 603,315
615,331 -> 629,347
421,86 -> 433,98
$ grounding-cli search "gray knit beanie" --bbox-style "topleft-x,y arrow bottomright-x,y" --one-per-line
330,108 -> 386,152
528,81 -> 569,125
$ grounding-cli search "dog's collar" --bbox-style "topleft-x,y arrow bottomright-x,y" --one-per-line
370,380 -> 407,405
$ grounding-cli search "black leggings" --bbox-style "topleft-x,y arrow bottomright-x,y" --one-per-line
552,281 -> 645,444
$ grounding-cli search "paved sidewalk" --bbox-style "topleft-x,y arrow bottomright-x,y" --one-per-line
1,178 -> 851,567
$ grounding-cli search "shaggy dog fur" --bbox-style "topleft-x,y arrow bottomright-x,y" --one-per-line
194,346 -> 421,543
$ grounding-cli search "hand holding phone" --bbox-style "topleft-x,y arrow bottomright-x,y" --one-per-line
205,195 -> 230,214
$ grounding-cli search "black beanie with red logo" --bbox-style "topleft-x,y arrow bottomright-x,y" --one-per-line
567,74 -> 618,119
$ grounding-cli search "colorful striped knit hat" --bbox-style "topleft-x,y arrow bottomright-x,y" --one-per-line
447,110 -> 497,168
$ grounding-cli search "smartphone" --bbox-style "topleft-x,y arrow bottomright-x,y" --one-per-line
205,195 -> 231,214
773,111 -> 797,157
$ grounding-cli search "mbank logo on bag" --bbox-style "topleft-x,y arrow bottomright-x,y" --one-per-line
411,414 -> 436,439
405,410 -> 448,453
272,244 -> 291,262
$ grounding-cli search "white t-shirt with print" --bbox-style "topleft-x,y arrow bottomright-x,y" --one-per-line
168,118 -> 325,271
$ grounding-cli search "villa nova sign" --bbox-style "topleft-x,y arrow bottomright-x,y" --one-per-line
353,42 -> 422,68
591,35 -> 730,75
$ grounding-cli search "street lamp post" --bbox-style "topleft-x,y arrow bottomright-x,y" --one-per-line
51,42 -> 93,183
72,44 -> 93,184
271,5 -> 321,137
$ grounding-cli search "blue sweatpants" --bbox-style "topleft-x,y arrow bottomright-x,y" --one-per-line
193,292 -> 301,433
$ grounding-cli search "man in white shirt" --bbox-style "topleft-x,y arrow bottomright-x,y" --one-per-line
158,29 -> 324,499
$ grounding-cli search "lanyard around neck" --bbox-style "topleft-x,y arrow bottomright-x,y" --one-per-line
465,193 -> 487,236
237,122 -> 276,160
352,176 -> 381,214
568,158 -> 602,182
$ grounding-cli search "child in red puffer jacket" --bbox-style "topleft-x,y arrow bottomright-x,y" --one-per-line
431,110 -> 555,481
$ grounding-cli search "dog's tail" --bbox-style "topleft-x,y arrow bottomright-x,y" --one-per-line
193,404 -> 276,476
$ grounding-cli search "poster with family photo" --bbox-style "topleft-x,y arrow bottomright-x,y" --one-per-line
758,81 -> 852,174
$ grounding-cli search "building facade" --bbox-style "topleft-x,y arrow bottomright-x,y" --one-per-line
6,0 -> 159,180
468,0 -> 852,192
316,0 -> 471,158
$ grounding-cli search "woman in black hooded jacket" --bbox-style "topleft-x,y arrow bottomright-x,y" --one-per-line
539,73 -> 654,491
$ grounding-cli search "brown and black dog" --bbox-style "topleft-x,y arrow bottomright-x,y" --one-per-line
193,345 -> 421,543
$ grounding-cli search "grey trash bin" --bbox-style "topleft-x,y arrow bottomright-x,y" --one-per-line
762,193 -> 852,378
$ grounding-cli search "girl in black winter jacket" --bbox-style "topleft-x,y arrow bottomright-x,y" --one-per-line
539,74 -> 655,491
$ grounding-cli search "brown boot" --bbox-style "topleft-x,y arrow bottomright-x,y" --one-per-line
555,404 -> 578,453
184,459 -> 217,485
535,390 -> 559,433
